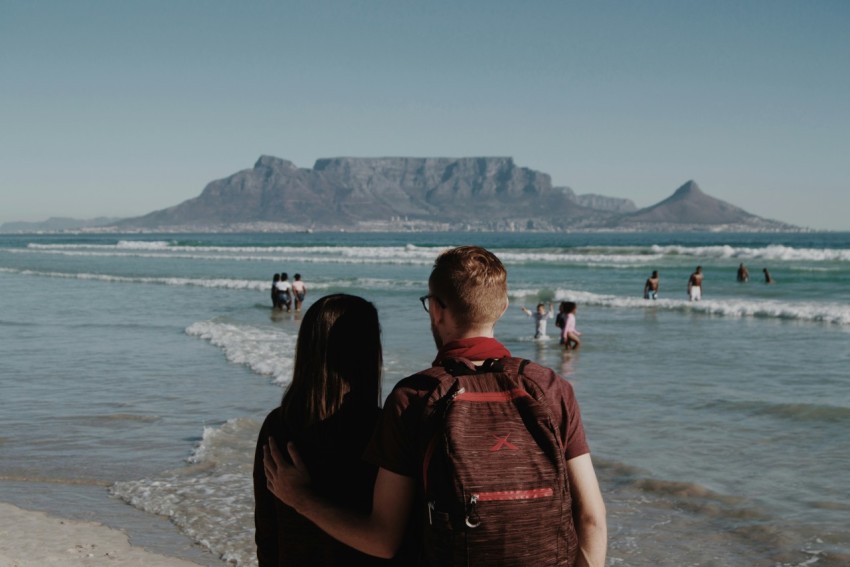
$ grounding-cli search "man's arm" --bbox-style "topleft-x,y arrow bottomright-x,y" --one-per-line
264,438 -> 414,559
567,454 -> 607,567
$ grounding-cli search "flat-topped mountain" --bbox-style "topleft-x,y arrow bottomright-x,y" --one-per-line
114,156 -> 795,232
119,156 -> 607,230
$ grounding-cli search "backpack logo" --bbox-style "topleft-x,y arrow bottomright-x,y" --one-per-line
489,433 -> 518,451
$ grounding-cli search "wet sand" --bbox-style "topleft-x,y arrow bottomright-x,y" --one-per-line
0,502 -> 205,567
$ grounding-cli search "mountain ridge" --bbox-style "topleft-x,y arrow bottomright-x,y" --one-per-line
2,156 -> 800,232
118,155 -> 613,231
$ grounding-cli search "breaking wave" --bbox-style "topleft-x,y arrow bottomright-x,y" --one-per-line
18,241 -> 850,266
509,287 -> 850,326
0,267 -> 416,292
185,320 -> 296,383
111,417 -> 260,566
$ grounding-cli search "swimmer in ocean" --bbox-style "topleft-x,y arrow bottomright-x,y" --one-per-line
688,266 -> 703,301
644,270 -> 660,299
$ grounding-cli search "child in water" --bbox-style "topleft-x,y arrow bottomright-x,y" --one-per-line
561,301 -> 581,350
521,302 -> 554,339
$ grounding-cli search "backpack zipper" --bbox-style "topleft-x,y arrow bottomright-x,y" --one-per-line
465,488 -> 554,529
426,385 -> 467,526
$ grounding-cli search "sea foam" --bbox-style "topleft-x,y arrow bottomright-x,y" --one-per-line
112,416 -> 260,567
21,241 -> 850,266
185,320 -> 296,383
650,244 -> 850,262
0,267 -> 270,291
0,267 -> 424,294
515,288 -> 850,326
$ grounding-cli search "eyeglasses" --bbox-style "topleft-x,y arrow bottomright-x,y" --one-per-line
419,294 -> 446,313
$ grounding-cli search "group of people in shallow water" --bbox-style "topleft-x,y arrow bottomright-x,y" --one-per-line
737,262 -> 774,284
254,246 -> 607,566
642,262 -> 775,303
271,272 -> 307,312
520,301 -> 581,349
506,261 -> 779,356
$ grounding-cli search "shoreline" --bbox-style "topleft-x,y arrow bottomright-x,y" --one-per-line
0,481 -> 229,567
0,501 -> 207,567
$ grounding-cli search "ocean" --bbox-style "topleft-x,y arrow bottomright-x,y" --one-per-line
1,231 -> 848,566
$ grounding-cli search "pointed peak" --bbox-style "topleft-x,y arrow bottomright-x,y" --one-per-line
672,180 -> 702,197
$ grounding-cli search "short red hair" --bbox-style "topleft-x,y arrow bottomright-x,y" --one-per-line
429,246 -> 507,329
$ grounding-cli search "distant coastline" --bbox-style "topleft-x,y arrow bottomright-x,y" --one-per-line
3,156 -> 810,234
111,157 -> 802,233
1,222 -> 815,235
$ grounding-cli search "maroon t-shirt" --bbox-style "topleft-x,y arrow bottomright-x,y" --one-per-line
365,358 -> 590,478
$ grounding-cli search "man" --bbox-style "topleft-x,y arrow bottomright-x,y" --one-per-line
687,266 -> 703,301
643,270 -> 660,300
737,263 -> 749,283
264,246 -> 607,566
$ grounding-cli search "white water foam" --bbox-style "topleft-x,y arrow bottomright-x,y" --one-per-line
185,320 -> 296,384
0,267 -> 415,293
521,288 -> 850,327
14,248 -> 294,263
115,240 -> 173,250
111,322 -> 300,566
7,266 -> 847,326
0,267 -> 270,291
22,242 -> 447,265
111,417 -> 261,567
25,240 -> 173,250
19,244 -> 658,266
21,241 -> 850,265
650,244 -> 850,262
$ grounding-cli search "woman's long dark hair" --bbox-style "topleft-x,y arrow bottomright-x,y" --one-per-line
280,294 -> 382,431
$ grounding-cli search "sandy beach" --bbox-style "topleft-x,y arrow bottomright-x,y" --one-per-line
0,502 -> 205,567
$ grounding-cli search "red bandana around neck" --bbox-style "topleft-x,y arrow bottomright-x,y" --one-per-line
433,337 -> 511,366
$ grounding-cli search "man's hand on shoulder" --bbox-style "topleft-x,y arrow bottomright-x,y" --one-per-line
263,437 -> 311,512
264,438 -> 414,559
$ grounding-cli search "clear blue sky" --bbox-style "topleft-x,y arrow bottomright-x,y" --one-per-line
2,1 -> 848,229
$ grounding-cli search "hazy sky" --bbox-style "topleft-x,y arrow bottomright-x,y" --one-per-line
2,1 -> 848,229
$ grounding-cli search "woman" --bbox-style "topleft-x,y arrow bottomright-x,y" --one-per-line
270,273 -> 281,309
254,294 -> 388,566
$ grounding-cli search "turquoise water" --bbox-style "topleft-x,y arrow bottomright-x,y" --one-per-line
1,231 -> 848,566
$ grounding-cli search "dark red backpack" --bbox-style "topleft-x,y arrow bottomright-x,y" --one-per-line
416,357 -> 578,566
